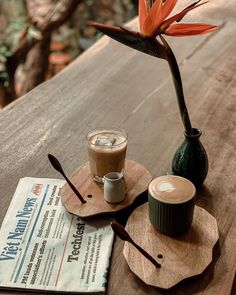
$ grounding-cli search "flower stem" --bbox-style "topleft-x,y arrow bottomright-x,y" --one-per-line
160,35 -> 192,136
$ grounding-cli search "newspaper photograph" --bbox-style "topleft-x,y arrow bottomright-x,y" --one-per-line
0,177 -> 114,293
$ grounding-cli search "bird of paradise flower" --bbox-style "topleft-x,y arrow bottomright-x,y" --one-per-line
89,0 -> 217,136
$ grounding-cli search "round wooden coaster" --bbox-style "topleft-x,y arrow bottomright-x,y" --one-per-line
123,204 -> 219,289
61,160 -> 152,218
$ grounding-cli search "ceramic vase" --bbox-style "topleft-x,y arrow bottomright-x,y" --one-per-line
172,128 -> 208,189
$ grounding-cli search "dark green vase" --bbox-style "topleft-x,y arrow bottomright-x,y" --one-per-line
172,128 -> 208,189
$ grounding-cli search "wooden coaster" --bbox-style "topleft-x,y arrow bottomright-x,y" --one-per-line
61,160 -> 152,218
123,204 -> 219,289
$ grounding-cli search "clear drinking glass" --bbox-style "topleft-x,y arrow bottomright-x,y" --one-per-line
86,128 -> 128,183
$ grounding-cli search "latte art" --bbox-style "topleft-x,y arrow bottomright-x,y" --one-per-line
157,181 -> 175,193
149,176 -> 195,204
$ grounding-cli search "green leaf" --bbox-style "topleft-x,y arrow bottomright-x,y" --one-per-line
27,26 -> 43,41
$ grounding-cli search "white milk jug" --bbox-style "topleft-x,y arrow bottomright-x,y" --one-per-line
103,172 -> 125,203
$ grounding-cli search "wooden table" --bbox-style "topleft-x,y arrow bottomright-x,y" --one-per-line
0,1 -> 235,294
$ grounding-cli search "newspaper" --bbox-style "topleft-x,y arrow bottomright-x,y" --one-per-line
0,177 -> 114,293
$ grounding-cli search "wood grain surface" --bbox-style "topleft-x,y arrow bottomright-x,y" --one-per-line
61,160 -> 152,218
123,204 -> 219,289
0,1 -> 236,294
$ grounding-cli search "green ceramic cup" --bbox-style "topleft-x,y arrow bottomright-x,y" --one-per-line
148,175 -> 196,236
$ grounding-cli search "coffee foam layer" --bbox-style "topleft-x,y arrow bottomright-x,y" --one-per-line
88,130 -> 127,149
149,176 -> 196,204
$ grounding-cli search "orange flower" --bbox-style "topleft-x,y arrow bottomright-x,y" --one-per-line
139,0 -> 217,37
89,1 -> 217,60
89,1 -> 217,136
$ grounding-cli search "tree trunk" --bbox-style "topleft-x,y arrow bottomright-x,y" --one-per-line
3,57 -> 18,105
21,35 -> 51,95
0,83 -> 16,106
2,0 -> 83,105
0,85 -> 7,108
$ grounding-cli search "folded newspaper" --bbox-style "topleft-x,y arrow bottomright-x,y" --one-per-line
0,178 -> 114,293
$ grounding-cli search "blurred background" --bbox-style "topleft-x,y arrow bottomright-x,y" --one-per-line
0,0 -> 138,108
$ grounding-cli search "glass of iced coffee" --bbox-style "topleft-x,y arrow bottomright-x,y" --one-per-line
87,128 -> 128,183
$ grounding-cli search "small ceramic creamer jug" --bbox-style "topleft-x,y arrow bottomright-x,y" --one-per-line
103,172 -> 125,203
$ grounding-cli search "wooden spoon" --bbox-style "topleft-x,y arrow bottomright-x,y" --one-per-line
111,221 -> 161,268
48,154 -> 86,204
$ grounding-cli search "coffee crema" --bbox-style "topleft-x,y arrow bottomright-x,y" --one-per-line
148,175 -> 196,204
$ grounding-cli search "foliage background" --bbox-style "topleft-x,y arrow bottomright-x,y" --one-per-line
0,0 -> 138,108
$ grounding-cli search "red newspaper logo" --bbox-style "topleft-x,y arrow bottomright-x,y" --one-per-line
32,183 -> 43,196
